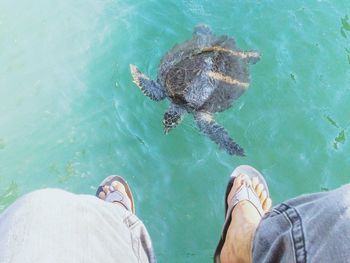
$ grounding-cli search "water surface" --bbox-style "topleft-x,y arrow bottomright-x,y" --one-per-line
1,0 -> 350,262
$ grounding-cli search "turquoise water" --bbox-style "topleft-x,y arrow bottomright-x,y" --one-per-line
1,0 -> 350,261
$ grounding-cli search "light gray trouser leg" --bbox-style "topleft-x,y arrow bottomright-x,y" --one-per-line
252,184 -> 350,263
0,188 -> 155,263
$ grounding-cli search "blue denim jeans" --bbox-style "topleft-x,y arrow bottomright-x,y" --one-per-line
252,184 -> 350,263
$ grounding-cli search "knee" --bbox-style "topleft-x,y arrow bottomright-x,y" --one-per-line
330,184 -> 350,212
18,188 -> 74,209
0,189 -> 75,223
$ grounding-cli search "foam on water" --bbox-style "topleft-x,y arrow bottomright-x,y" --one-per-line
1,0 -> 350,261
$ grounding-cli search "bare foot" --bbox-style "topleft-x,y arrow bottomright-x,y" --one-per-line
220,174 -> 272,263
97,181 -> 131,210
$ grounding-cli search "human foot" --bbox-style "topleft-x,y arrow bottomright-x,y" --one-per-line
226,174 -> 272,214
96,176 -> 135,213
220,173 -> 272,263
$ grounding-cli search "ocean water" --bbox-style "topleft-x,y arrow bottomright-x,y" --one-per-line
1,0 -> 350,261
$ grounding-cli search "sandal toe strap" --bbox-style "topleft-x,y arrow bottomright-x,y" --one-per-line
105,191 -> 132,212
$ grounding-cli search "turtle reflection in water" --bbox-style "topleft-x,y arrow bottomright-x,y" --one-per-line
130,25 -> 260,156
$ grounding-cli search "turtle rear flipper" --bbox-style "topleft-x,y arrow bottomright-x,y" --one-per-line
209,35 -> 261,64
245,50 -> 261,64
195,112 -> 245,156
130,64 -> 166,101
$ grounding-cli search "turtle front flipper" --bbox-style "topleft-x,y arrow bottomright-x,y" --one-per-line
163,104 -> 186,134
130,64 -> 166,101
194,111 -> 245,156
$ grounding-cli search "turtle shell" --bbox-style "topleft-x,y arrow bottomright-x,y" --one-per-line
157,29 -> 260,113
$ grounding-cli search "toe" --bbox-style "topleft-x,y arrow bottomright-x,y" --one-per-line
103,185 -> 110,195
252,177 -> 259,189
111,181 -> 126,194
227,174 -> 245,206
262,197 -> 272,212
255,183 -> 264,196
234,174 -> 245,188
243,175 -> 252,187
98,191 -> 106,200
260,190 -> 267,202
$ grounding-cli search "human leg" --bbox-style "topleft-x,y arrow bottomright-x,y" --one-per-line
216,165 -> 350,263
252,184 -> 350,263
0,176 -> 155,263
215,165 -> 272,263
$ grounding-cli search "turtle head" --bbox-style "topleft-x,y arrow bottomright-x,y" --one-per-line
163,106 -> 185,134
163,114 -> 178,135
193,24 -> 213,38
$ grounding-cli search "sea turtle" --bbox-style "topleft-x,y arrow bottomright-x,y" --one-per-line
130,25 -> 260,156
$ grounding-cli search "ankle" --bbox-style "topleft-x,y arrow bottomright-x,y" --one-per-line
228,204 -> 261,263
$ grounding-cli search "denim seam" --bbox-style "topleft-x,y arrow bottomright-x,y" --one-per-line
275,204 -> 307,263
283,213 -> 297,263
